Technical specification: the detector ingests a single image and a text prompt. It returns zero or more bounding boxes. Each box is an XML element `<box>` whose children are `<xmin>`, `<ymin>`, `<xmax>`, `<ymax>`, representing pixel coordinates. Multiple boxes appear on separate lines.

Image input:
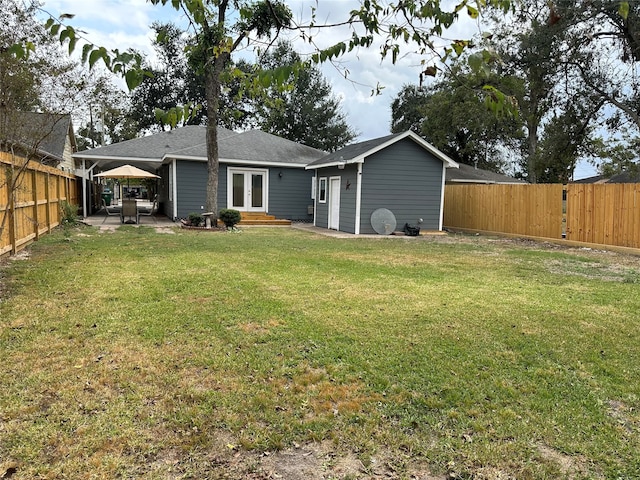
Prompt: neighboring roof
<box><xmin>572</xmin><ymin>172</ymin><xmax>640</xmax><ymax>184</ymax></box>
<box><xmin>306</xmin><ymin>130</ymin><xmax>459</xmax><ymax>170</ymax></box>
<box><xmin>446</xmin><ymin>163</ymin><xmax>526</xmax><ymax>184</ymax></box>
<box><xmin>73</xmin><ymin>126</ymin><xmax>326</xmax><ymax>168</ymax></box>
<box><xmin>571</xmin><ymin>174</ymin><xmax>607</xmax><ymax>184</ymax></box>
<box><xmin>168</xmin><ymin>129</ymin><xmax>326</xmax><ymax>166</ymax></box>
<box><xmin>3</xmin><ymin>112</ymin><xmax>75</xmax><ymax>163</ymax></box>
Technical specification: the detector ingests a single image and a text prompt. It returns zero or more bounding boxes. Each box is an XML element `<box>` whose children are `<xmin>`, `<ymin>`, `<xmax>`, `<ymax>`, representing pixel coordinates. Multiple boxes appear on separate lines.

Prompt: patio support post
<box><xmin>439</xmin><ymin>165</ymin><xmax>446</xmax><ymax>231</ymax></box>
<box><xmin>82</xmin><ymin>159</ymin><xmax>87</xmax><ymax>219</ymax></box>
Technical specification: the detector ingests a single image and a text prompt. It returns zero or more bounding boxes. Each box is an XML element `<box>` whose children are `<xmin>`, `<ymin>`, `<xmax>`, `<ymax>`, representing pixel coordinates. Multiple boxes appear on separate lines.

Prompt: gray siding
<box><xmin>175</xmin><ymin>160</ymin><xmax>311</xmax><ymax>220</ymax></box>
<box><xmin>175</xmin><ymin>160</ymin><xmax>209</xmax><ymax>219</ymax></box>
<box><xmin>315</xmin><ymin>175</ymin><xmax>328</xmax><ymax>228</ymax></box>
<box><xmin>158</xmin><ymin>164</ymin><xmax>171</xmax><ymax>217</ymax></box>
<box><xmin>268</xmin><ymin>167</ymin><xmax>315</xmax><ymax>221</ymax></box>
<box><xmin>336</xmin><ymin>165</ymin><xmax>358</xmax><ymax>234</ymax></box>
<box><xmin>313</xmin><ymin>165</ymin><xmax>358</xmax><ymax>232</ymax></box>
<box><xmin>360</xmin><ymin>138</ymin><xmax>444</xmax><ymax>234</ymax></box>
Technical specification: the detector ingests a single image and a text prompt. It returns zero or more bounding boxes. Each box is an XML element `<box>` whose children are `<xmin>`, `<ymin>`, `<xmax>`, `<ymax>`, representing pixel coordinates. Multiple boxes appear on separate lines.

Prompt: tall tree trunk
<box><xmin>527</xmin><ymin>117</ymin><xmax>538</xmax><ymax>184</ymax></box>
<box><xmin>205</xmin><ymin>66</ymin><xmax>219</xmax><ymax>219</ymax></box>
<box><xmin>204</xmin><ymin>53</ymin><xmax>229</xmax><ymax>222</ymax></box>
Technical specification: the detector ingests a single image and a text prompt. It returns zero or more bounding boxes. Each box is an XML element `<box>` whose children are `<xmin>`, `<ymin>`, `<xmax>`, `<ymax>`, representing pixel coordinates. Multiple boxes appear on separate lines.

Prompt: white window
<box><xmin>318</xmin><ymin>177</ymin><xmax>327</xmax><ymax>203</ymax></box>
<box><xmin>311</xmin><ymin>176</ymin><xmax>316</xmax><ymax>200</ymax></box>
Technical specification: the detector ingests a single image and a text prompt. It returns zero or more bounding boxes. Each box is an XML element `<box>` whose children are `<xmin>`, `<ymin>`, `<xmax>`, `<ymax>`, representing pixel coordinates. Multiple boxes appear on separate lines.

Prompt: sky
<box><xmin>40</xmin><ymin>0</ymin><xmax>598</xmax><ymax>179</ymax></box>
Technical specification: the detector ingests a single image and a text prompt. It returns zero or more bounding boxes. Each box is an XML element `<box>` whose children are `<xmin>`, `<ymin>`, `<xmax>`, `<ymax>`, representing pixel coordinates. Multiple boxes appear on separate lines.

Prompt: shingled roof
<box><xmin>2</xmin><ymin>112</ymin><xmax>75</xmax><ymax>165</ymax></box>
<box><xmin>446</xmin><ymin>163</ymin><xmax>526</xmax><ymax>184</ymax></box>
<box><xmin>571</xmin><ymin>172</ymin><xmax>640</xmax><ymax>184</ymax></box>
<box><xmin>169</xmin><ymin>129</ymin><xmax>326</xmax><ymax>166</ymax></box>
<box><xmin>74</xmin><ymin>126</ymin><xmax>233</xmax><ymax>161</ymax></box>
<box><xmin>73</xmin><ymin>126</ymin><xmax>326</xmax><ymax>167</ymax></box>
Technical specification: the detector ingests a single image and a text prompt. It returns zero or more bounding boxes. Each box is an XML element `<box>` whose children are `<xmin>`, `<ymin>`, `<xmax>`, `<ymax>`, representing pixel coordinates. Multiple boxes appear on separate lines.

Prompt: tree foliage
<box><xmin>255</xmin><ymin>41</ymin><xmax>357</xmax><ymax>152</ymax></box>
<box><xmin>391</xmin><ymin>72</ymin><xmax>523</xmax><ymax>173</ymax></box>
<box><xmin>129</xmin><ymin>22</ymin><xmax>205</xmax><ymax>133</ymax></box>
<box><xmin>481</xmin><ymin>0</ymin><xmax>639</xmax><ymax>182</ymax></box>
<box><xmin>18</xmin><ymin>0</ymin><xmax>521</xmax><ymax>218</ymax></box>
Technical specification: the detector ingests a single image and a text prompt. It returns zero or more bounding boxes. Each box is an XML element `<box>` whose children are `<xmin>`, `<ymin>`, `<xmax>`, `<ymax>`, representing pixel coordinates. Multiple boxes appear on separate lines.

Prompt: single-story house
<box><xmin>305</xmin><ymin>130</ymin><xmax>459</xmax><ymax>234</ymax></box>
<box><xmin>73</xmin><ymin>126</ymin><xmax>326</xmax><ymax>220</ymax></box>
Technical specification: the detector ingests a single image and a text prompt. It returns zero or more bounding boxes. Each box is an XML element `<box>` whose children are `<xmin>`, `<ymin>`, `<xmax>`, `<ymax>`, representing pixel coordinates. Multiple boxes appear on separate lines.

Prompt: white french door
<box><xmin>228</xmin><ymin>168</ymin><xmax>268</xmax><ymax>212</ymax></box>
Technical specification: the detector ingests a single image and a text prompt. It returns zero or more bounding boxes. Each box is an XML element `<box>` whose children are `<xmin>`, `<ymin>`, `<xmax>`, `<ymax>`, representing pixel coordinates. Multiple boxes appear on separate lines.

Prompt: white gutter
<box><xmin>165</xmin><ymin>155</ymin><xmax>310</xmax><ymax>169</ymax></box>
<box><xmin>305</xmin><ymin>158</ymin><xmax>365</xmax><ymax>170</ymax></box>
<box><xmin>72</xmin><ymin>154</ymin><xmax>162</xmax><ymax>164</ymax></box>
<box><xmin>355</xmin><ymin>163</ymin><xmax>363</xmax><ymax>234</ymax></box>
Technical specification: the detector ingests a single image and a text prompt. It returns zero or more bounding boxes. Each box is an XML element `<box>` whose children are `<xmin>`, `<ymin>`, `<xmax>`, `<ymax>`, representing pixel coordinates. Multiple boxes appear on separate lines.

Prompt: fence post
<box><xmin>32</xmin><ymin>168</ymin><xmax>40</xmax><ymax>240</ymax></box>
<box><xmin>45</xmin><ymin>171</ymin><xmax>52</xmax><ymax>233</ymax></box>
<box><xmin>8</xmin><ymin>164</ymin><xmax>16</xmax><ymax>255</ymax></box>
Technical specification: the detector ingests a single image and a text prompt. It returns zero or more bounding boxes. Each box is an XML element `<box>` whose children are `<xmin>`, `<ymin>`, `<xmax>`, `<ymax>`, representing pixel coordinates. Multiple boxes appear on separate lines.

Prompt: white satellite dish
<box><xmin>371</xmin><ymin>208</ymin><xmax>396</xmax><ymax>235</ymax></box>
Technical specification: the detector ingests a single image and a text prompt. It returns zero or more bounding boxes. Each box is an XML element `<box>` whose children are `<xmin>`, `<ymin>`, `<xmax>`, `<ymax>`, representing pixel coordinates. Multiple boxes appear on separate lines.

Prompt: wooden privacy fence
<box><xmin>444</xmin><ymin>184</ymin><xmax>564</xmax><ymax>239</ymax></box>
<box><xmin>566</xmin><ymin>183</ymin><xmax>640</xmax><ymax>248</ymax></box>
<box><xmin>0</xmin><ymin>152</ymin><xmax>79</xmax><ymax>257</ymax></box>
<box><xmin>444</xmin><ymin>183</ymin><xmax>640</xmax><ymax>250</ymax></box>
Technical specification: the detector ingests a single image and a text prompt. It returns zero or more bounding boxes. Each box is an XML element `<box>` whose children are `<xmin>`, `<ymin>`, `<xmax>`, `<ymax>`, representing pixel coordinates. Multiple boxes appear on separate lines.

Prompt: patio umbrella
<box><xmin>94</xmin><ymin>164</ymin><xmax>160</xmax><ymax>180</ymax></box>
<box><xmin>94</xmin><ymin>164</ymin><xmax>160</xmax><ymax>197</ymax></box>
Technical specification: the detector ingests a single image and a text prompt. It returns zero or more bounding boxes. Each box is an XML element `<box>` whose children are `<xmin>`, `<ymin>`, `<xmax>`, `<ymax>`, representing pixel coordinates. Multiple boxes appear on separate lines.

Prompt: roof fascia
<box><xmin>72</xmin><ymin>153</ymin><xmax>164</xmax><ymax>164</ymax></box>
<box><xmin>306</xmin><ymin>131</ymin><xmax>459</xmax><ymax>170</ymax></box>
<box><xmin>164</xmin><ymin>154</ymin><xmax>309</xmax><ymax>169</ymax></box>
<box><xmin>447</xmin><ymin>179</ymin><xmax>495</xmax><ymax>184</ymax></box>
<box><xmin>305</xmin><ymin>158</ymin><xmax>365</xmax><ymax>170</ymax></box>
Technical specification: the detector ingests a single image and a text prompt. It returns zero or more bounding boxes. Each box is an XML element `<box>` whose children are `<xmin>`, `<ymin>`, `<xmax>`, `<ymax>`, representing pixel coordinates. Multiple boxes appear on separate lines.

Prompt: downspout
<box><xmin>439</xmin><ymin>165</ymin><xmax>446</xmax><ymax>231</ymax></box>
<box><xmin>355</xmin><ymin>163</ymin><xmax>363</xmax><ymax>234</ymax></box>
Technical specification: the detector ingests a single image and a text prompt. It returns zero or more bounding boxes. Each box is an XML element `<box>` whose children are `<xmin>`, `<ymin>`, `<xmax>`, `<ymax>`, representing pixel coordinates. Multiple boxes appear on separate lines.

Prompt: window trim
<box><xmin>318</xmin><ymin>177</ymin><xmax>327</xmax><ymax>204</ymax></box>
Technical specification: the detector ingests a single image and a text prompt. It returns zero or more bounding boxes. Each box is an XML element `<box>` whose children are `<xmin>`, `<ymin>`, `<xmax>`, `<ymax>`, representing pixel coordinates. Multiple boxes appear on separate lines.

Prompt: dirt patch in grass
<box><xmin>0</xmin><ymin>250</ymin><xmax>30</xmax><ymax>303</ymax></box>
<box><xmin>537</xmin><ymin>444</ymin><xmax>600</xmax><ymax>479</ymax></box>
<box><xmin>125</xmin><ymin>433</ymin><xmax>445</xmax><ymax>479</ymax></box>
<box><xmin>607</xmin><ymin>399</ymin><xmax>640</xmax><ymax>434</ymax></box>
<box><xmin>258</xmin><ymin>441</ymin><xmax>446</xmax><ymax>480</ymax></box>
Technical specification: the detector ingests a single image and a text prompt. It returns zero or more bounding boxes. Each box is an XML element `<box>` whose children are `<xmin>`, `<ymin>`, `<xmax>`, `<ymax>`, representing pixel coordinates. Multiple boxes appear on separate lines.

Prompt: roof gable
<box><xmin>306</xmin><ymin>131</ymin><xmax>458</xmax><ymax>170</ymax></box>
<box><xmin>3</xmin><ymin>112</ymin><xmax>74</xmax><ymax>164</ymax></box>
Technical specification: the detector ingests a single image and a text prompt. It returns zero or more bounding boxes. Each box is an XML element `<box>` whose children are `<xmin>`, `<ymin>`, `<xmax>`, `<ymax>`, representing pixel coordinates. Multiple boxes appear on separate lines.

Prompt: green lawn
<box><xmin>1</xmin><ymin>226</ymin><xmax>640</xmax><ymax>479</ymax></box>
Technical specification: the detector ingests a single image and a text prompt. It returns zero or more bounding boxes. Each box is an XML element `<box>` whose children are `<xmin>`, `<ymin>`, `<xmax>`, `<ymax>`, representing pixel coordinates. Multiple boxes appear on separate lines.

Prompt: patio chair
<box><xmin>139</xmin><ymin>196</ymin><xmax>158</xmax><ymax>216</ymax></box>
<box><xmin>102</xmin><ymin>199</ymin><xmax>120</xmax><ymax>216</ymax></box>
<box><xmin>120</xmin><ymin>199</ymin><xmax>139</xmax><ymax>224</ymax></box>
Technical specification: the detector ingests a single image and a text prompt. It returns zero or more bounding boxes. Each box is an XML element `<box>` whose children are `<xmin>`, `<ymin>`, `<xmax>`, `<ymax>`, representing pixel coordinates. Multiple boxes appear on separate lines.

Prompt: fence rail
<box><xmin>444</xmin><ymin>183</ymin><xmax>640</xmax><ymax>250</ymax></box>
<box><xmin>1</xmin><ymin>152</ymin><xmax>79</xmax><ymax>257</ymax></box>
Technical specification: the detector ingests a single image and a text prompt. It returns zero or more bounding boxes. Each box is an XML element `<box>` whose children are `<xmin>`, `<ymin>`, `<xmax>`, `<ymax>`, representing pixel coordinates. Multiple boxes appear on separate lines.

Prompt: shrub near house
<box><xmin>219</xmin><ymin>209</ymin><xmax>241</xmax><ymax>229</ymax></box>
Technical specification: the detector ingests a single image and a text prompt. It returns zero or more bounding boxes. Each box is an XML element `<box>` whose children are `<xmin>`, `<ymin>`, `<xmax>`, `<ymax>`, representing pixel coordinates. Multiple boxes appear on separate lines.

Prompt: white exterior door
<box><xmin>328</xmin><ymin>177</ymin><xmax>340</xmax><ymax>230</ymax></box>
<box><xmin>228</xmin><ymin>168</ymin><xmax>268</xmax><ymax>212</ymax></box>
